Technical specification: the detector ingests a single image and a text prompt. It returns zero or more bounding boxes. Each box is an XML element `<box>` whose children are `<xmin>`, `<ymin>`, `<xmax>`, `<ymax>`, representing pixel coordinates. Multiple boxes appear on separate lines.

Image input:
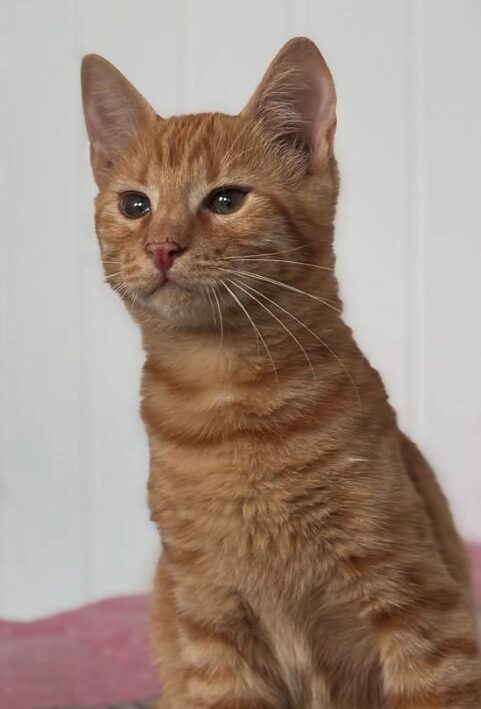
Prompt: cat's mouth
<box><xmin>146</xmin><ymin>275</ymin><xmax>172</xmax><ymax>296</ymax></box>
<box><xmin>144</xmin><ymin>273</ymin><xmax>197</xmax><ymax>299</ymax></box>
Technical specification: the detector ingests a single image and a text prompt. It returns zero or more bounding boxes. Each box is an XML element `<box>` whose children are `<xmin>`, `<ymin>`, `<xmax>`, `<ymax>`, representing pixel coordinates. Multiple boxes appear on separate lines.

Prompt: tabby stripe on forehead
<box><xmin>158</xmin><ymin>115</ymin><xmax>208</xmax><ymax>171</ymax></box>
<box><xmin>187</xmin><ymin>119</ymin><xmax>213</xmax><ymax>166</ymax></box>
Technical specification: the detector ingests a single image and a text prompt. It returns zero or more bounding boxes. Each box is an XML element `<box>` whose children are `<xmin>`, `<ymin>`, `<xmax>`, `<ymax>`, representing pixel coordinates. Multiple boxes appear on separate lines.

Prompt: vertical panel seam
<box><xmin>73</xmin><ymin>0</ymin><xmax>93</xmax><ymax>602</ymax></box>
<box><xmin>405</xmin><ymin>0</ymin><xmax>427</xmax><ymax>442</ymax></box>
<box><xmin>0</xmin><ymin>39</ymin><xmax>7</xmax><ymax>611</ymax></box>
<box><xmin>285</xmin><ymin>0</ymin><xmax>308</xmax><ymax>36</ymax></box>
<box><xmin>176</xmin><ymin>0</ymin><xmax>188</xmax><ymax>113</ymax></box>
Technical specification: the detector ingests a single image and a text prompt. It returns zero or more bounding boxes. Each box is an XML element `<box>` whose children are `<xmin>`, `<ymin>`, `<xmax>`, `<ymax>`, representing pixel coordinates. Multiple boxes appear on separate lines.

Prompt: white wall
<box><xmin>0</xmin><ymin>0</ymin><xmax>480</xmax><ymax>620</ymax></box>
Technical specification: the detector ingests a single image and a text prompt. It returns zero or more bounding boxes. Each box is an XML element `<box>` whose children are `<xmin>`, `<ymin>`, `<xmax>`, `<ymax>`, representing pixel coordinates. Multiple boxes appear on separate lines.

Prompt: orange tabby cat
<box><xmin>81</xmin><ymin>38</ymin><xmax>481</xmax><ymax>709</ymax></box>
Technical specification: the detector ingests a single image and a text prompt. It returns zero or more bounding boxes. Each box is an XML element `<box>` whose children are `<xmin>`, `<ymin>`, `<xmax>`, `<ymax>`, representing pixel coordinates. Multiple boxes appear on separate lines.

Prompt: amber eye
<box><xmin>119</xmin><ymin>191</ymin><xmax>151</xmax><ymax>219</ymax></box>
<box><xmin>206</xmin><ymin>187</ymin><xmax>248</xmax><ymax>215</ymax></box>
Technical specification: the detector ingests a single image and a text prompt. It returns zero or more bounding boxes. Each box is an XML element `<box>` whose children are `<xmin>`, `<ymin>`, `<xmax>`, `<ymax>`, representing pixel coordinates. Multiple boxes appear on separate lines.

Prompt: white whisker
<box><xmin>211</xmin><ymin>287</ymin><xmax>224</xmax><ymax>351</ymax></box>
<box><xmin>228</xmin><ymin>278</ymin><xmax>316</xmax><ymax>383</ymax></box>
<box><xmin>131</xmin><ymin>289</ymin><xmax>140</xmax><ymax>309</ymax></box>
<box><xmin>205</xmin><ymin>286</ymin><xmax>217</xmax><ymax>326</ymax></box>
<box><xmin>112</xmin><ymin>282</ymin><xmax>130</xmax><ymax>299</ymax></box>
<box><xmin>234</xmin><ymin>277</ymin><xmax>362</xmax><ymax>408</ymax></box>
<box><xmin>220</xmin><ymin>279</ymin><xmax>280</xmax><ymax>393</ymax></box>
<box><xmin>216</xmin><ymin>244</ymin><xmax>310</xmax><ymax>260</ymax></box>
<box><xmin>225</xmin><ymin>258</ymin><xmax>333</xmax><ymax>272</ymax></box>
<box><xmin>215</xmin><ymin>267</ymin><xmax>341</xmax><ymax>314</ymax></box>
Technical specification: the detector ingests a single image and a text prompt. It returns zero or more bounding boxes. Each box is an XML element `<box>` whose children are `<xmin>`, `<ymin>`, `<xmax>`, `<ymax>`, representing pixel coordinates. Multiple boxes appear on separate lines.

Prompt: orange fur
<box><xmin>82</xmin><ymin>38</ymin><xmax>481</xmax><ymax>708</ymax></box>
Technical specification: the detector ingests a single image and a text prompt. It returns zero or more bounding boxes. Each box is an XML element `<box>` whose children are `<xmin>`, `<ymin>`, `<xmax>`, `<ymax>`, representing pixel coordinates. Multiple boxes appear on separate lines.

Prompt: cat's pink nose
<box><xmin>145</xmin><ymin>240</ymin><xmax>183</xmax><ymax>273</ymax></box>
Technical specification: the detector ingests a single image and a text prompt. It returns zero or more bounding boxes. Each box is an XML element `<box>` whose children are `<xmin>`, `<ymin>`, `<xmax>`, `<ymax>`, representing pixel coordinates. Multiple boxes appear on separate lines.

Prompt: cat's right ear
<box><xmin>242</xmin><ymin>38</ymin><xmax>336</xmax><ymax>170</ymax></box>
<box><xmin>81</xmin><ymin>55</ymin><xmax>156</xmax><ymax>186</ymax></box>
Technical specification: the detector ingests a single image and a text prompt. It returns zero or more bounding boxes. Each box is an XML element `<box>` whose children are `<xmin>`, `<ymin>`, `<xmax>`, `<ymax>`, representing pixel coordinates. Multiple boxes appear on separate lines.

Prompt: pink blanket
<box><xmin>0</xmin><ymin>596</ymin><xmax>158</xmax><ymax>709</ymax></box>
<box><xmin>1</xmin><ymin>544</ymin><xmax>480</xmax><ymax>709</ymax></box>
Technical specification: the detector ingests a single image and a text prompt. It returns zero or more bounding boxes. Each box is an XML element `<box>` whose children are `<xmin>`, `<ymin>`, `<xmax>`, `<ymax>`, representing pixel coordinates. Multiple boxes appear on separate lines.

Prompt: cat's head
<box><xmin>81</xmin><ymin>38</ymin><xmax>339</xmax><ymax>333</ymax></box>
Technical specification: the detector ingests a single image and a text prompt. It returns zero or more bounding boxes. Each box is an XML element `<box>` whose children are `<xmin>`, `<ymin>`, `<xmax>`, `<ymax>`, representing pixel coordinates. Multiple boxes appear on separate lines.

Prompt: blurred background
<box><xmin>0</xmin><ymin>0</ymin><xmax>480</xmax><ymax>621</ymax></box>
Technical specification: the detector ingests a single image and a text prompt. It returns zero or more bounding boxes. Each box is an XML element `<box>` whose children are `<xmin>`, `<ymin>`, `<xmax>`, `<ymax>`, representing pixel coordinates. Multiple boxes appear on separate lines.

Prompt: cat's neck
<box><xmin>138</xmin><ymin>307</ymin><xmax>365</xmax><ymax>412</ymax></box>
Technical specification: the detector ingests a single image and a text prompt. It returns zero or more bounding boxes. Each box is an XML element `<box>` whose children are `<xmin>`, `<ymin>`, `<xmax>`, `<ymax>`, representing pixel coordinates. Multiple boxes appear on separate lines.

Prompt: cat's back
<box><xmin>400</xmin><ymin>431</ymin><xmax>473</xmax><ymax>592</ymax></box>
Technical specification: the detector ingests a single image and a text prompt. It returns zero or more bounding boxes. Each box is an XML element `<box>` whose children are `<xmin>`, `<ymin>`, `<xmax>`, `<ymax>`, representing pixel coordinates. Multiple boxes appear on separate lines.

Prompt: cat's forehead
<box><xmin>116</xmin><ymin>111</ymin><xmax>294</xmax><ymax>198</ymax></box>
<box><xmin>148</xmin><ymin>112</ymin><xmax>247</xmax><ymax>181</ymax></box>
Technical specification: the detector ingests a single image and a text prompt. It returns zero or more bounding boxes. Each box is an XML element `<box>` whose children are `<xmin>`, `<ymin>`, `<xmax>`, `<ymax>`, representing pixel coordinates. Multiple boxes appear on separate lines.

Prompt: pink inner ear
<box><xmin>244</xmin><ymin>39</ymin><xmax>336</xmax><ymax>160</ymax></box>
<box><xmin>290</xmin><ymin>78</ymin><xmax>324</xmax><ymax>151</ymax></box>
<box><xmin>280</xmin><ymin>61</ymin><xmax>335</xmax><ymax>156</ymax></box>
<box><xmin>86</xmin><ymin>93</ymin><xmax>130</xmax><ymax>147</ymax></box>
<box><xmin>300</xmin><ymin>72</ymin><xmax>335</xmax><ymax>155</ymax></box>
<box><xmin>84</xmin><ymin>90</ymin><xmax>143</xmax><ymax>180</ymax></box>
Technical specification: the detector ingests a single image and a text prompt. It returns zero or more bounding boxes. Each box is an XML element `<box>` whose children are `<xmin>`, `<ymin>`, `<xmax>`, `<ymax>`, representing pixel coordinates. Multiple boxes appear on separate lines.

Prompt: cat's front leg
<box><xmin>177</xmin><ymin>612</ymin><xmax>283</xmax><ymax>709</ymax></box>
<box><xmin>360</xmin><ymin>562</ymin><xmax>481</xmax><ymax>708</ymax></box>
<box><xmin>152</xmin><ymin>559</ymin><xmax>289</xmax><ymax>709</ymax></box>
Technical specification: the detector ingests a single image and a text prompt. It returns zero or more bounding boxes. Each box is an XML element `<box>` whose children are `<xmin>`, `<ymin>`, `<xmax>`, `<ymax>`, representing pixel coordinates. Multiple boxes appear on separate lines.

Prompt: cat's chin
<box><xmin>137</xmin><ymin>280</ymin><xmax>214</xmax><ymax>331</ymax></box>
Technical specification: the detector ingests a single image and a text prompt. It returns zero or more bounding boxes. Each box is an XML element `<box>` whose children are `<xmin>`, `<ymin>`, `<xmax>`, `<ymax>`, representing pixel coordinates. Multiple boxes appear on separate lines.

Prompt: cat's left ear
<box><xmin>243</xmin><ymin>37</ymin><xmax>336</xmax><ymax>168</ymax></box>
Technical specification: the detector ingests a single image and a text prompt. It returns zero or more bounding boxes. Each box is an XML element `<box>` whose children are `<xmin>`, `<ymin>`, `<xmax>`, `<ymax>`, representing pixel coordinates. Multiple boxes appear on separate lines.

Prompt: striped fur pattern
<box><xmin>82</xmin><ymin>38</ymin><xmax>481</xmax><ymax>708</ymax></box>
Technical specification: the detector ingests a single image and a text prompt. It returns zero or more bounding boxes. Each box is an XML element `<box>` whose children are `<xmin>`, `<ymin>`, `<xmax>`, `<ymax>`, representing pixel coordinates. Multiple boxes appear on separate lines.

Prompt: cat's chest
<box><xmin>148</xmin><ymin>435</ymin><xmax>352</xmax><ymax>586</ymax></box>
<box><xmin>151</xmin><ymin>459</ymin><xmax>291</xmax><ymax>552</ymax></box>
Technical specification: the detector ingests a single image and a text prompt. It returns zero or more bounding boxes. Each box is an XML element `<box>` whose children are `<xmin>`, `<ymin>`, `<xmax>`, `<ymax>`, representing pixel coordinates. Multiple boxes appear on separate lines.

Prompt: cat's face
<box><xmin>82</xmin><ymin>38</ymin><xmax>338</xmax><ymax>331</ymax></box>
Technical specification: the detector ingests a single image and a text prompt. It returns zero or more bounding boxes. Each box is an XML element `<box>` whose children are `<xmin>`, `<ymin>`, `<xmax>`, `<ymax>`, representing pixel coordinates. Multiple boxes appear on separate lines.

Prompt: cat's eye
<box><xmin>119</xmin><ymin>191</ymin><xmax>151</xmax><ymax>219</ymax></box>
<box><xmin>206</xmin><ymin>187</ymin><xmax>248</xmax><ymax>215</ymax></box>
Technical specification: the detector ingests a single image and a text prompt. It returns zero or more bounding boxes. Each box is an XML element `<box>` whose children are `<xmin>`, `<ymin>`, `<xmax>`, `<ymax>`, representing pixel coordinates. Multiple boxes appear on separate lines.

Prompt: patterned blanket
<box><xmin>52</xmin><ymin>704</ymin><xmax>152</xmax><ymax>709</ymax></box>
<box><xmin>1</xmin><ymin>544</ymin><xmax>480</xmax><ymax>709</ymax></box>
